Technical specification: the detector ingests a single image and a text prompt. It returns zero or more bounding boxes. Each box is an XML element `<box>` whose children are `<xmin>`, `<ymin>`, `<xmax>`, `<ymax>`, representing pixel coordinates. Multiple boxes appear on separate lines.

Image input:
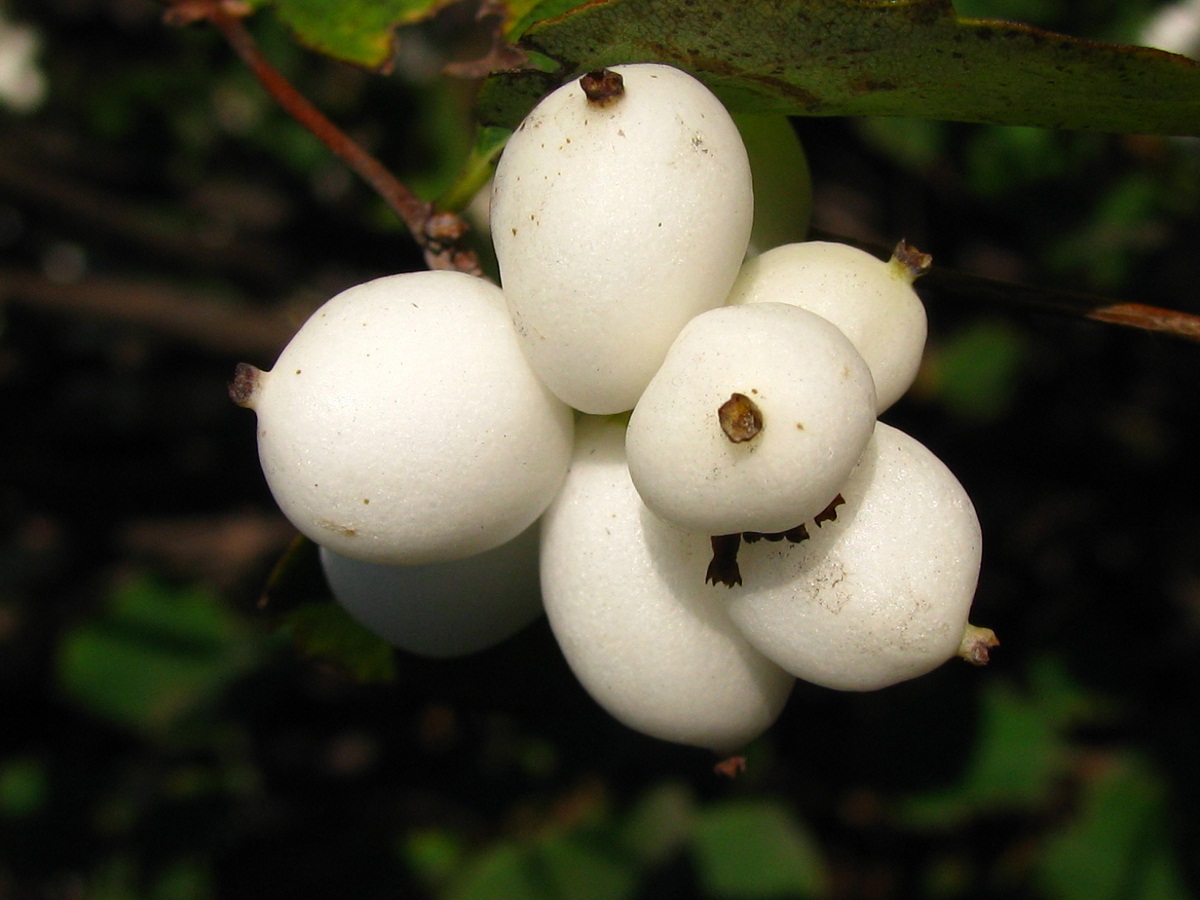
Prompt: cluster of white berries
<box><xmin>233</xmin><ymin>63</ymin><xmax>995</xmax><ymax>756</ymax></box>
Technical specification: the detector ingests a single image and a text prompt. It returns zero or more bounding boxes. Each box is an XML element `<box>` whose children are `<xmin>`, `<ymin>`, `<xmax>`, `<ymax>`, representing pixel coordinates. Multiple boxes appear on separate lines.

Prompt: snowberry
<box><xmin>539</xmin><ymin>415</ymin><xmax>794</xmax><ymax>754</ymax></box>
<box><xmin>319</xmin><ymin>521</ymin><xmax>543</xmax><ymax>658</ymax></box>
<box><xmin>726</xmin><ymin>421</ymin><xmax>986</xmax><ymax>691</ymax></box>
<box><xmin>232</xmin><ymin>270</ymin><xmax>574</xmax><ymax>565</ymax></box>
<box><xmin>490</xmin><ymin>63</ymin><xmax>754</xmax><ymax>414</ymax></box>
<box><xmin>726</xmin><ymin>240</ymin><xmax>930</xmax><ymax>412</ymax></box>
<box><xmin>625</xmin><ymin>302</ymin><xmax>877</xmax><ymax>537</ymax></box>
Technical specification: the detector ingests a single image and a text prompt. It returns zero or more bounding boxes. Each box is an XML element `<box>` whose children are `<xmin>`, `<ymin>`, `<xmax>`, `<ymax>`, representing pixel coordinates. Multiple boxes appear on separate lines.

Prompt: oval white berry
<box><xmin>319</xmin><ymin>522</ymin><xmax>543</xmax><ymax>658</ymax></box>
<box><xmin>237</xmin><ymin>270</ymin><xmax>574</xmax><ymax>565</ymax></box>
<box><xmin>539</xmin><ymin>415</ymin><xmax>793</xmax><ymax>754</ymax></box>
<box><xmin>625</xmin><ymin>302</ymin><xmax>877</xmax><ymax>536</ymax></box>
<box><xmin>726</xmin><ymin>240</ymin><xmax>929</xmax><ymax>412</ymax></box>
<box><xmin>490</xmin><ymin>63</ymin><xmax>754</xmax><ymax>414</ymax></box>
<box><xmin>726</xmin><ymin>422</ymin><xmax>983</xmax><ymax>691</ymax></box>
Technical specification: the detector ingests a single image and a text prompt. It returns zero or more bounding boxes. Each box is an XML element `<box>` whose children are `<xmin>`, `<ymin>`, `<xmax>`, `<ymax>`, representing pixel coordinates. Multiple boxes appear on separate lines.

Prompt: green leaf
<box><xmin>537</xmin><ymin>831</ymin><xmax>639</xmax><ymax>900</ymax></box>
<box><xmin>282</xmin><ymin>601</ymin><xmax>397</xmax><ymax>684</ymax></box>
<box><xmin>56</xmin><ymin>575</ymin><xmax>257</xmax><ymax>737</ymax></box>
<box><xmin>257</xmin><ymin>536</ymin><xmax>394</xmax><ymax>685</ymax></box>
<box><xmin>918</xmin><ymin>319</ymin><xmax>1028</xmax><ymax>423</ymax></box>
<box><xmin>1037</xmin><ymin>755</ymin><xmax>1190</xmax><ymax>900</ymax></box>
<box><xmin>894</xmin><ymin>677</ymin><xmax>1069</xmax><ymax>827</ymax></box>
<box><xmin>690</xmin><ymin>800</ymin><xmax>827</xmax><ymax>898</ymax></box>
<box><xmin>448</xmin><ymin>842</ymin><xmax>547</xmax><ymax>900</ymax></box>
<box><xmin>0</xmin><ymin>757</ymin><xmax>49</xmax><ymax>819</ymax></box>
<box><xmin>437</xmin><ymin>125</ymin><xmax>513</xmax><ymax>212</ymax></box>
<box><xmin>262</xmin><ymin>0</ymin><xmax>458</xmax><ymax>68</ymax></box>
<box><xmin>616</xmin><ymin>781</ymin><xmax>695</xmax><ymax>866</ymax></box>
<box><xmin>480</xmin><ymin>0</ymin><xmax>1200</xmax><ymax>134</ymax></box>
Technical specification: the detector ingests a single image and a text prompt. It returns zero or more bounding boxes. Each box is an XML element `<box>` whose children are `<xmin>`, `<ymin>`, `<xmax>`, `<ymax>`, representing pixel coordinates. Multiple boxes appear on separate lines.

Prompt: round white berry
<box><xmin>625</xmin><ymin>302</ymin><xmax>877</xmax><ymax>536</ymax></box>
<box><xmin>726</xmin><ymin>240</ymin><xmax>929</xmax><ymax>412</ymax></box>
<box><xmin>726</xmin><ymin>421</ymin><xmax>983</xmax><ymax>691</ymax></box>
<box><xmin>319</xmin><ymin>522</ymin><xmax>543</xmax><ymax>658</ymax></box>
<box><xmin>539</xmin><ymin>415</ymin><xmax>793</xmax><ymax>754</ymax></box>
<box><xmin>490</xmin><ymin>63</ymin><xmax>753</xmax><ymax>414</ymax></box>
<box><xmin>236</xmin><ymin>270</ymin><xmax>574</xmax><ymax>565</ymax></box>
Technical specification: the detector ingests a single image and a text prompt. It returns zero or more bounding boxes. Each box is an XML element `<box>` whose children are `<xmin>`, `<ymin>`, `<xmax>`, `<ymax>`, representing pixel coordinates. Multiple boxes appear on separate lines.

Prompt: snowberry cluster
<box><xmin>233</xmin><ymin>63</ymin><xmax>995</xmax><ymax>756</ymax></box>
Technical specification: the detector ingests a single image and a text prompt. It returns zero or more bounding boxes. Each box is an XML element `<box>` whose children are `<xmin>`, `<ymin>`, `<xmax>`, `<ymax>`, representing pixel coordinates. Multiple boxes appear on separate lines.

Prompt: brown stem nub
<box><xmin>718</xmin><ymin>393</ymin><xmax>763</xmax><ymax>443</ymax></box>
<box><xmin>580</xmin><ymin>69</ymin><xmax>625</xmax><ymax>106</ymax></box>
<box><xmin>958</xmin><ymin>624</ymin><xmax>1000</xmax><ymax>666</ymax></box>
<box><xmin>713</xmin><ymin>755</ymin><xmax>747</xmax><ymax>778</ymax></box>
<box><xmin>228</xmin><ymin>362</ymin><xmax>262</xmax><ymax>408</ymax></box>
<box><xmin>891</xmin><ymin>240</ymin><xmax>933</xmax><ymax>282</ymax></box>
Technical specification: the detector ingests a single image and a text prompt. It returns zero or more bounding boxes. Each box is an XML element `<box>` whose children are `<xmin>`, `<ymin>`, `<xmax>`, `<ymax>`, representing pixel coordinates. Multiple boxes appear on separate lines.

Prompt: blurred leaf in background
<box><xmin>56</xmin><ymin>574</ymin><xmax>262</xmax><ymax>739</ymax></box>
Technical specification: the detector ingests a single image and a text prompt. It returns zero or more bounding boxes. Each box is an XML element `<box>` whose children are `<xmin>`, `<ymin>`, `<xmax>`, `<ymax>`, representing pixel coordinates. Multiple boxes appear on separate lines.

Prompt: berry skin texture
<box><xmin>319</xmin><ymin>521</ymin><xmax>543</xmax><ymax>659</ymax></box>
<box><xmin>490</xmin><ymin>63</ymin><xmax>754</xmax><ymax>415</ymax></box>
<box><xmin>726</xmin><ymin>241</ymin><xmax>929</xmax><ymax>413</ymax></box>
<box><xmin>539</xmin><ymin>415</ymin><xmax>794</xmax><ymax>755</ymax></box>
<box><xmin>240</xmin><ymin>270</ymin><xmax>574</xmax><ymax>566</ymax></box>
<box><xmin>726</xmin><ymin>422</ymin><xmax>983</xmax><ymax>691</ymax></box>
<box><xmin>625</xmin><ymin>302</ymin><xmax>877</xmax><ymax>537</ymax></box>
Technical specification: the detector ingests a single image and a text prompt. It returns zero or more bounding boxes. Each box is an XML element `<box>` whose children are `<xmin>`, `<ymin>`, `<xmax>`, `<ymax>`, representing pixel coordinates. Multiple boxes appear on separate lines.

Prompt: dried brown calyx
<box><xmin>813</xmin><ymin>493</ymin><xmax>845</xmax><ymax>527</ymax></box>
<box><xmin>891</xmin><ymin>240</ymin><xmax>933</xmax><ymax>281</ymax></box>
<box><xmin>705</xmin><ymin>533</ymin><xmax>743</xmax><ymax>588</ymax></box>
<box><xmin>579</xmin><ymin>69</ymin><xmax>625</xmax><ymax>106</ymax></box>
<box><xmin>718</xmin><ymin>392</ymin><xmax>763</xmax><ymax>443</ymax></box>
<box><xmin>228</xmin><ymin>362</ymin><xmax>263</xmax><ymax>408</ymax></box>
<box><xmin>705</xmin><ymin>494</ymin><xmax>846</xmax><ymax>588</ymax></box>
<box><xmin>958</xmin><ymin>624</ymin><xmax>1000</xmax><ymax>666</ymax></box>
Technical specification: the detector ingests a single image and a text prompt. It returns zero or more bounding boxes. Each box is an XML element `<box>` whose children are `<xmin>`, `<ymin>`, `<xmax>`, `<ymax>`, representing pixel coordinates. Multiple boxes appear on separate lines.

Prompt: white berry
<box><xmin>726</xmin><ymin>240</ymin><xmax>930</xmax><ymax>412</ymax></box>
<box><xmin>490</xmin><ymin>63</ymin><xmax>753</xmax><ymax>414</ymax></box>
<box><xmin>319</xmin><ymin>521</ymin><xmax>543</xmax><ymax>658</ymax></box>
<box><xmin>539</xmin><ymin>415</ymin><xmax>794</xmax><ymax>754</ymax></box>
<box><xmin>726</xmin><ymin>421</ymin><xmax>983</xmax><ymax>691</ymax></box>
<box><xmin>625</xmin><ymin>302</ymin><xmax>877</xmax><ymax>536</ymax></box>
<box><xmin>235</xmin><ymin>270</ymin><xmax>574</xmax><ymax>565</ymax></box>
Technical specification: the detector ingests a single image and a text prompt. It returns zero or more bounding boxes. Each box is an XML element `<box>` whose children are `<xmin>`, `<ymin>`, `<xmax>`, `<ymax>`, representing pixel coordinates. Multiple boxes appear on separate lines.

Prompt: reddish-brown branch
<box><xmin>163</xmin><ymin>0</ymin><xmax>482</xmax><ymax>276</ymax></box>
<box><xmin>811</xmin><ymin>228</ymin><xmax>1200</xmax><ymax>344</ymax></box>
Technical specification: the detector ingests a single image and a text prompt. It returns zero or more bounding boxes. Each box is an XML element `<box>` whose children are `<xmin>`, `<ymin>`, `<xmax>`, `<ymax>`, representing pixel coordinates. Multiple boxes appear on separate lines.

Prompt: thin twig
<box><xmin>162</xmin><ymin>0</ymin><xmax>482</xmax><ymax>276</ymax></box>
<box><xmin>812</xmin><ymin>228</ymin><xmax>1200</xmax><ymax>343</ymax></box>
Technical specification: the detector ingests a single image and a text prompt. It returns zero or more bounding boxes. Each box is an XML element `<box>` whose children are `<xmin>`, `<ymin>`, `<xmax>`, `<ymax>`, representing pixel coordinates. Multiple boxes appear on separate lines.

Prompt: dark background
<box><xmin>2</xmin><ymin>1</ymin><xmax>1199</xmax><ymax>897</ymax></box>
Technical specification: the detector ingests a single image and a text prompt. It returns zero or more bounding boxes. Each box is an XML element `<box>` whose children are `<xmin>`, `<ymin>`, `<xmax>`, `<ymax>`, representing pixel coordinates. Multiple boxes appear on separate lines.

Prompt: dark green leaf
<box><xmin>263</xmin><ymin>0</ymin><xmax>458</xmax><ymax>68</ymax></box>
<box><xmin>479</xmin><ymin>0</ymin><xmax>1200</xmax><ymax>134</ymax></box>
<box><xmin>690</xmin><ymin>800</ymin><xmax>826</xmax><ymax>898</ymax></box>
<box><xmin>894</xmin><ymin>677</ymin><xmax>1068</xmax><ymax>827</ymax></box>
<box><xmin>56</xmin><ymin>576</ymin><xmax>257</xmax><ymax>736</ymax></box>
<box><xmin>257</xmin><ymin>536</ymin><xmax>398</xmax><ymax>682</ymax></box>
<box><xmin>1037</xmin><ymin>755</ymin><xmax>1190</xmax><ymax>900</ymax></box>
<box><xmin>282</xmin><ymin>601</ymin><xmax>397</xmax><ymax>684</ymax></box>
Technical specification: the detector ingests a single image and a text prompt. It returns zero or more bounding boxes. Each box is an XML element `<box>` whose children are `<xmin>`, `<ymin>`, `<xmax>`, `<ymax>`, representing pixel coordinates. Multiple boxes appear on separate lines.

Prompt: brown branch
<box><xmin>162</xmin><ymin>0</ymin><xmax>482</xmax><ymax>276</ymax></box>
<box><xmin>920</xmin><ymin>264</ymin><xmax>1200</xmax><ymax>343</ymax></box>
<box><xmin>0</xmin><ymin>267</ymin><xmax>305</xmax><ymax>358</ymax></box>
<box><xmin>812</xmin><ymin>228</ymin><xmax>1200</xmax><ymax>344</ymax></box>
